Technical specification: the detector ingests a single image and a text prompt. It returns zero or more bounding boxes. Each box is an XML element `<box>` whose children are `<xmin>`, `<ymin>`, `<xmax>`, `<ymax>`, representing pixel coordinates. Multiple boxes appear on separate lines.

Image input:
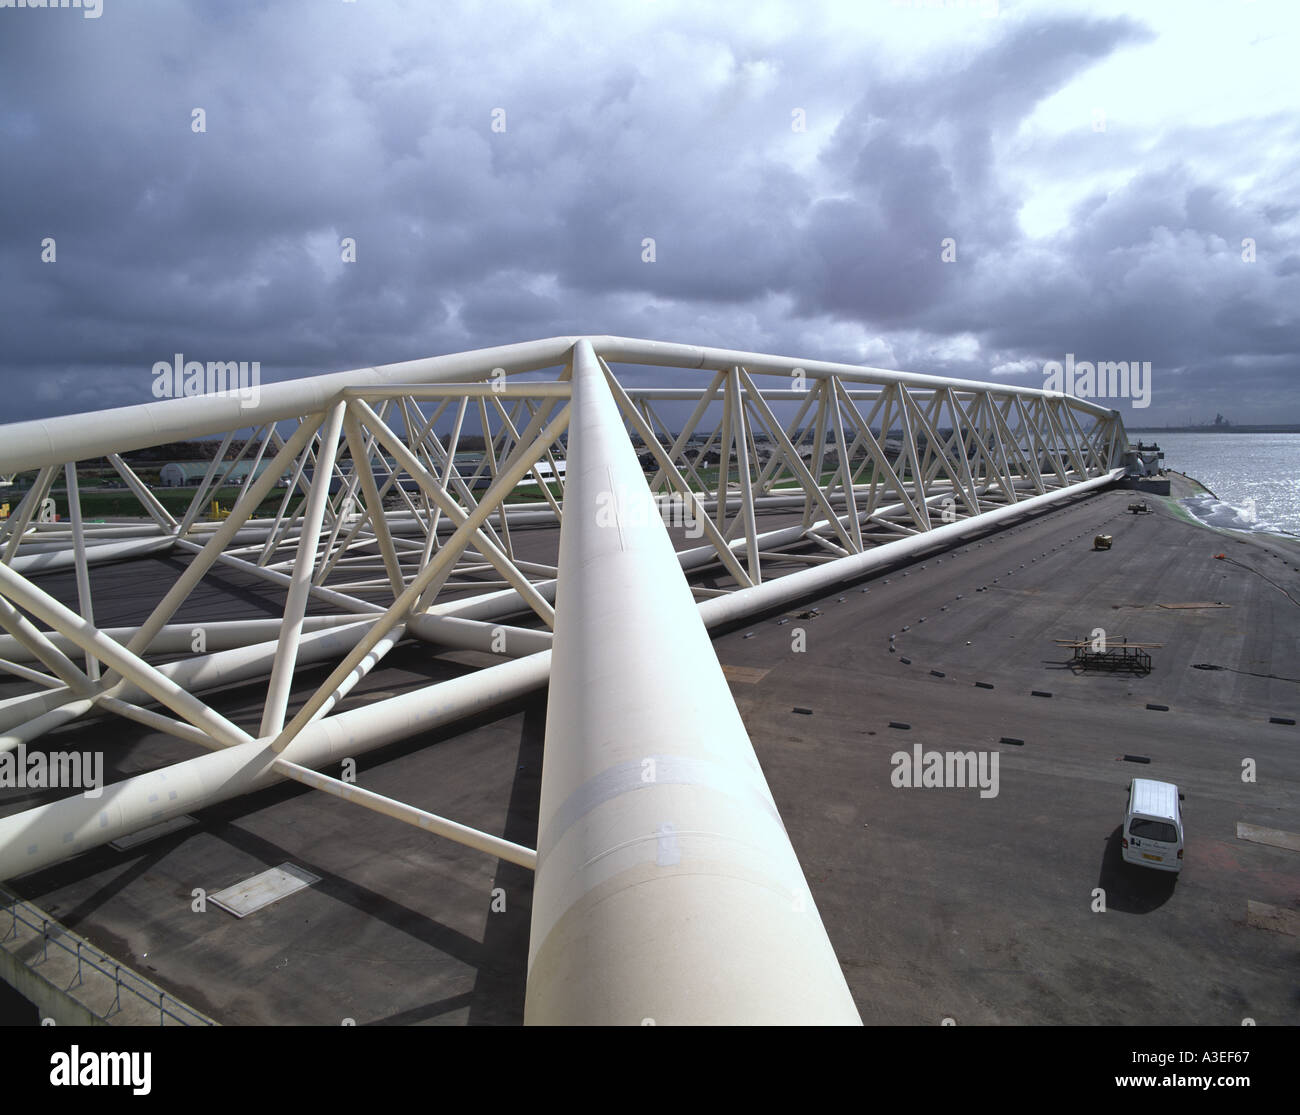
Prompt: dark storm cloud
<box><xmin>0</xmin><ymin>0</ymin><xmax>1296</xmax><ymax>427</ymax></box>
<box><xmin>783</xmin><ymin>16</ymin><xmax>1148</xmax><ymax>328</ymax></box>
<box><xmin>959</xmin><ymin>153</ymin><xmax>1300</xmax><ymax>420</ymax></box>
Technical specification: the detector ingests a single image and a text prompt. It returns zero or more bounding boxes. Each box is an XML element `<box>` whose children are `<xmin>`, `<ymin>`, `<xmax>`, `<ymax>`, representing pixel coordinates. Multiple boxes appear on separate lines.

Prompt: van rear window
<box><xmin>1130</xmin><ymin>819</ymin><xmax>1178</xmax><ymax>843</ymax></box>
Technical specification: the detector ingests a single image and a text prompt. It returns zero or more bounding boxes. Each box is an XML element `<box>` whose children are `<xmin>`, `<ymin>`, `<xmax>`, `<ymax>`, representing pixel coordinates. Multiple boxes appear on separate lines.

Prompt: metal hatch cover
<box><xmin>209</xmin><ymin>863</ymin><xmax>321</xmax><ymax>919</ymax></box>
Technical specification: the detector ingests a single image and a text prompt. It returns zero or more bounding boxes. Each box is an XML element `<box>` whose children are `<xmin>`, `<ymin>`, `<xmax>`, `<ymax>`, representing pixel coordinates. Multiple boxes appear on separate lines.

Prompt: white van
<box><xmin>1122</xmin><ymin>778</ymin><xmax>1184</xmax><ymax>873</ymax></box>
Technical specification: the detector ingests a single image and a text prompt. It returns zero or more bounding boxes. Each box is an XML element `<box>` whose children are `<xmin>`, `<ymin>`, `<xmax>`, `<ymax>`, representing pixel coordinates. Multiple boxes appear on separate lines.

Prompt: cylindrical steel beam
<box><xmin>695</xmin><ymin>468</ymin><xmax>1125</xmax><ymax>629</ymax></box>
<box><xmin>260</xmin><ymin>402</ymin><xmax>346</xmax><ymax>736</ymax></box>
<box><xmin>273</xmin><ymin>757</ymin><xmax>537</xmax><ymax>870</ymax></box>
<box><xmin>0</xmin><ymin>650</ymin><xmax>552</xmax><ymax>880</ymax></box>
<box><xmin>0</xmin><ymin>562</ymin><xmax>255</xmax><ymax>751</ymax></box>
<box><xmin>0</xmin><ymin>615</ymin><xmax>372</xmax><ymax>666</ymax></box>
<box><xmin>524</xmin><ymin>340</ymin><xmax>860</xmax><ymax>1025</ymax></box>
<box><xmin>8</xmin><ymin>536</ymin><xmax>177</xmax><ymax>575</ymax></box>
<box><xmin>0</xmin><ymin>338</ymin><xmax>582</xmax><ymax>473</ymax></box>
<box><xmin>0</xmin><ymin>621</ymin><xmax>377</xmax><ymax>743</ymax></box>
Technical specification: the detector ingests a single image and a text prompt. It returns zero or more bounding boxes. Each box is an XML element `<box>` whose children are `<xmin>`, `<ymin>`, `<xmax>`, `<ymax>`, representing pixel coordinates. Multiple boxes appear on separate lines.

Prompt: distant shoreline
<box><xmin>1127</xmin><ymin>426</ymin><xmax>1300</xmax><ymax>434</ymax></box>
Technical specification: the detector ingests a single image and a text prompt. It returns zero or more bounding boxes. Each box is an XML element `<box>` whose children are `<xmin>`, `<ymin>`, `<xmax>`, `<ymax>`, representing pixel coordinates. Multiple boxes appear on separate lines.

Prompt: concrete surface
<box><xmin>1</xmin><ymin>477</ymin><xmax>1297</xmax><ymax>1024</ymax></box>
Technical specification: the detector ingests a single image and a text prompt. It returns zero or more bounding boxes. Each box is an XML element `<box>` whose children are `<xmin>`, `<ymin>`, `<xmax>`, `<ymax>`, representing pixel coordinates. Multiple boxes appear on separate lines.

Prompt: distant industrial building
<box><xmin>159</xmin><ymin>461</ymin><xmax>288</xmax><ymax>487</ymax></box>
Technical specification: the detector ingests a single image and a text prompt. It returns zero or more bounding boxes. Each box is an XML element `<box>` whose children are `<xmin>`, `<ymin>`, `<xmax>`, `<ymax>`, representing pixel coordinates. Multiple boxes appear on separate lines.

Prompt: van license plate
<box><xmin>1142</xmin><ymin>853</ymin><xmax>1162</xmax><ymax>862</ymax></box>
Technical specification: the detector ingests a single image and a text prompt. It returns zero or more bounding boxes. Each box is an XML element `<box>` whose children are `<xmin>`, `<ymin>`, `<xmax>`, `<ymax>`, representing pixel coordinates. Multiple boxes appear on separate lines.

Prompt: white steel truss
<box><xmin>0</xmin><ymin>336</ymin><xmax>1127</xmax><ymax>1022</ymax></box>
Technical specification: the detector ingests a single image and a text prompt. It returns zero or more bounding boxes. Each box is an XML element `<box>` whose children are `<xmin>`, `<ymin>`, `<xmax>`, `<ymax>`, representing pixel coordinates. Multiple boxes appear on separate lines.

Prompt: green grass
<box><xmin>42</xmin><ymin>487</ymin><xmax>297</xmax><ymax>521</ymax></box>
<box><xmin>646</xmin><ymin>464</ymin><xmax>879</xmax><ymax>492</ymax></box>
<box><xmin>13</xmin><ymin>460</ymin><xmax>889</xmax><ymax>524</ymax></box>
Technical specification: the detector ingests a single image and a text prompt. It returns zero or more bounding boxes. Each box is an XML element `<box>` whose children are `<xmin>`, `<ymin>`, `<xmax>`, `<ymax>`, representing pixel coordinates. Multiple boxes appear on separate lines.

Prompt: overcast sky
<box><xmin>1</xmin><ymin>0</ymin><xmax>1297</xmax><ymax>430</ymax></box>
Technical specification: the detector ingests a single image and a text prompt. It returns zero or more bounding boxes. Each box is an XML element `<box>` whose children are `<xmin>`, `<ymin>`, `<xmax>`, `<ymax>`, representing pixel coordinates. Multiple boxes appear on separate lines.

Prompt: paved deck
<box><xmin>2</xmin><ymin>478</ymin><xmax>1297</xmax><ymax>1024</ymax></box>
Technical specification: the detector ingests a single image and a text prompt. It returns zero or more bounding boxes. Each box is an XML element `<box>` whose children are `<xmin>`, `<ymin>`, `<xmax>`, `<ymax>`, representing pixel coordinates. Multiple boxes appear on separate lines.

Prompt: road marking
<box><xmin>1236</xmin><ymin>822</ymin><xmax>1300</xmax><ymax>852</ymax></box>
<box><xmin>1246</xmin><ymin>900</ymin><xmax>1300</xmax><ymax>937</ymax></box>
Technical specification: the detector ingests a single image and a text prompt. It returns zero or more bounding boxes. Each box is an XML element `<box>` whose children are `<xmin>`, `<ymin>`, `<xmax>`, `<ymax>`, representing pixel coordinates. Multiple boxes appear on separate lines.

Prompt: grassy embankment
<box><xmin>4</xmin><ymin>463</ymin><xmax>881</xmax><ymax>521</ymax></box>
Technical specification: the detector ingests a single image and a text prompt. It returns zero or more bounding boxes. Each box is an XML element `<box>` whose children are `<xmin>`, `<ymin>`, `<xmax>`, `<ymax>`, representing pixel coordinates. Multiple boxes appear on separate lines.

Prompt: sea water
<box><xmin>1144</xmin><ymin>432</ymin><xmax>1300</xmax><ymax>537</ymax></box>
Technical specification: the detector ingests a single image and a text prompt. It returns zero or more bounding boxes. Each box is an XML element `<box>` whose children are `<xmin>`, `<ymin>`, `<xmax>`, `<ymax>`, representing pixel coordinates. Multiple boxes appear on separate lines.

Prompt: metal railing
<box><xmin>1</xmin><ymin>888</ymin><xmax>215</xmax><ymax>1026</ymax></box>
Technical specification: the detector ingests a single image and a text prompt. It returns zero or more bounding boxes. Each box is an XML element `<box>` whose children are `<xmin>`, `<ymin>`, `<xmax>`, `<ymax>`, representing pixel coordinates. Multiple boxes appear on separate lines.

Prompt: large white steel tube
<box><xmin>404</xmin><ymin>614</ymin><xmax>552</xmax><ymax>657</ymax></box>
<box><xmin>0</xmin><ymin>615</ymin><xmax>370</xmax><ymax>665</ymax></box>
<box><xmin>1</xmin><ymin>698</ymin><xmax>98</xmax><ymax>750</ymax></box>
<box><xmin>63</xmin><ymin>464</ymin><xmax>99</xmax><ymax>681</ymax></box>
<box><xmin>524</xmin><ymin>340</ymin><xmax>860</xmax><ymax>1025</ymax></box>
<box><xmin>0</xmin><ymin>650</ymin><xmax>553</xmax><ymax>880</ymax></box>
<box><xmin>107</xmin><ymin>453</ymin><xmax>177</xmax><ymax>531</ymax></box>
<box><xmin>0</xmin><ymin>338</ymin><xmax>581</xmax><ymax>473</ymax></box>
<box><xmin>115</xmin><ymin>414</ymin><xmax>324</xmax><ymax>669</ymax></box>
<box><xmin>182</xmin><ymin>483</ymin><xmax>983</xmax><ymax>554</ymax></box>
<box><xmin>172</xmin><ymin>538</ymin><xmax>384</xmax><ymax>616</ymax></box>
<box><xmin>0</xmin><ymin>563</ymin><xmax>255</xmax><ymax>751</ymax></box>
<box><xmin>0</xmin><ymin>337</ymin><xmax>1119</xmax><ymax>478</ymax></box>
<box><xmin>8</xmin><ymin>537</ymin><xmax>177</xmax><ymax>575</ymax></box>
<box><xmin>267</xmin><ymin>401</ymin><xmax>570</xmax><ymax>751</ymax></box>
<box><xmin>0</xmin><ymin>597</ymin><xmax>95</xmax><ymax>698</ymax></box>
<box><xmin>272</xmin><ymin>757</ymin><xmax>537</xmax><ymax>870</ymax></box>
<box><xmin>0</xmin><ymin>469</ymin><xmax>1110</xmax><ymax>746</ymax></box>
<box><xmin>0</xmin><ymin>658</ymin><xmax>66</xmax><ymax>689</ymax></box>
<box><xmin>1</xmin><ymin>467</ymin><xmax>56</xmax><ymax>562</ymax></box>
<box><xmin>421</xmin><ymin>514</ymin><xmax>811</xmax><ymax>624</ymax></box>
<box><xmin>427</xmin><ymin>473</ymin><xmax>1095</xmax><ymax>629</ymax></box>
<box><xmin>1</xmin><ymin>480</ymin><xmax>987</xmax><ymax>586</ymax></box>
<box><xmin>591</xmin><ymin>336</ymin><xmax>1121</xmax><ymax>419</ymax></box>
<box><xmin>260</xmin><ymin>402</ymin><xmax>346</xmax><ymax>737</ymax></box>
<box><xmin>623</xmin><ymin>387</ymin><xmax>880</xmax><ymax>400</ymax></box>
<box><xmin>0</xmin><ymin>621</ymin><xmax>376</xmax><ymax>741</ymax></box>
<box><xmin>9</xmin><ymin>525</ymin><xmax>170</xmax><ymax>546</ymax></box>
<box><xmin>695</xmin><ymin>468</ymin><xmax>1126</xmax><ymax>629</ymax></box>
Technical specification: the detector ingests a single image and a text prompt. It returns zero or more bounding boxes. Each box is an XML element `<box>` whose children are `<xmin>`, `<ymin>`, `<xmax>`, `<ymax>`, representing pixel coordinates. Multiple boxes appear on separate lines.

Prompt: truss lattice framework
<box><xmin>0</xmin><ymin>336</ymin><xmax>1126</xmax><ymax>1023</ymax></box>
